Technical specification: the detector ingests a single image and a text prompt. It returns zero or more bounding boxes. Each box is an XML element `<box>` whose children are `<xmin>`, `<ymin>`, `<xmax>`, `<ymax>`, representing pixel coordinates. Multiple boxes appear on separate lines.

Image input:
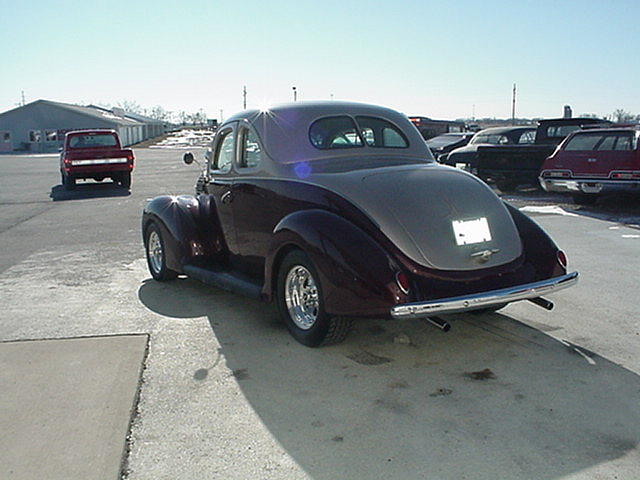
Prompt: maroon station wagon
<box><xmin>540</xmin><ymin>126</ymin><xmax>640</xmax><ymax>204</ymax></box>
<box><xmin>142</xmin><ymin>102</ymin><xmax>578</xmax><ymax>347</ymax></box>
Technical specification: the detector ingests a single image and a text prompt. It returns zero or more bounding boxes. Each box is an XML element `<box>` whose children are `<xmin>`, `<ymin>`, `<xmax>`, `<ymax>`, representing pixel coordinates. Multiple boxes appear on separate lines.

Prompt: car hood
<box><xmin>315</xmin><ymin>164</ymin><xmax>522</xmax><ymax>271</ymax></box>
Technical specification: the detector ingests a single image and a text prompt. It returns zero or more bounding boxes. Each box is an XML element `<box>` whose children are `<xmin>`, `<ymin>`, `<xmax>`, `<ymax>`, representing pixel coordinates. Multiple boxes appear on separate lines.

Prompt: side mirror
<box><xmin>183</xmin><ymin>152</ymin><xmax>194</xmax><ymax>165</ymax></box>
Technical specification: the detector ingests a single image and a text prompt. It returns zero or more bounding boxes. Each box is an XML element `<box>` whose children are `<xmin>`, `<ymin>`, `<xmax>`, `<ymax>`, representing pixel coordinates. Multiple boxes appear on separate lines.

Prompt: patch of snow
<box><xmin>150</xmin><ymin>129</ymin><xmax>214</xmax><ymax>149</ymax></box>
<box><xmin>621</xmin><ymin>234</ymin><xmax>640</xmax><ymax>239</ymax></box>
<box><xmin>519</xmin><ymin>205</ymin><xmax>578</xmax><ymax>217</ymax></box>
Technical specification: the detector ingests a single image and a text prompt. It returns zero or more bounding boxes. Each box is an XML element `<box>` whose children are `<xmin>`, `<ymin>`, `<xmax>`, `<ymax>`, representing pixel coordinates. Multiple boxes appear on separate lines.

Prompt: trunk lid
<box><xmin>321</xmin><ymin>164</ymin><xmax>523</xmax><ymax>271</ymax></box>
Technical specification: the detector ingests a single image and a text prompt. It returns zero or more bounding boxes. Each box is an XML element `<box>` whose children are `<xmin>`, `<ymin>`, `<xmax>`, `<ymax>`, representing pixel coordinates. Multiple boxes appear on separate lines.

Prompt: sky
<box><xmin>1</xmin><ymin>0</ymin><xmax>638</xmax><ymax>121</ymax></box>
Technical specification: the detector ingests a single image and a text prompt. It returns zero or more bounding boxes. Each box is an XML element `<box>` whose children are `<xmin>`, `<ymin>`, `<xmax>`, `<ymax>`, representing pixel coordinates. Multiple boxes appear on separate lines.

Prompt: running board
<box><xmin>183</xmin><ymin>265</ymin><xmax>262</xmax><ymax>299</ymax></box>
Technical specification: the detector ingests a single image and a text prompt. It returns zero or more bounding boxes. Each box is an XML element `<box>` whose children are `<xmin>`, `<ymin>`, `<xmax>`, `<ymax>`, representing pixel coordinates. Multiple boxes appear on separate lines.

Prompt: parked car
<box><xmin>426</xmin><ymin>132</ymin><xmax>475</xmax><ymax>162</ymax></box>
<box><xmin>142</xmin><ymin>102</ymin><xmax>578</xmax><ymax>347</ymax></box>
<box><xmin>475</xmin><ymin>118</ymin><xmax>609</xmax><ymax>191</ymax></box>
<box><xmin>540</xmin><ymin>126</ymin><xmax>640</xmax><ymax>204</ymax></box>
<box><xmin>443</xmin><ymin>126</ymin><xmax>536</xmax><ymax>170</ymax></box>
<box><xmin>60</xmin><ymin>129</ymin><xmax>134</xmax><ymax>190</ymax></box>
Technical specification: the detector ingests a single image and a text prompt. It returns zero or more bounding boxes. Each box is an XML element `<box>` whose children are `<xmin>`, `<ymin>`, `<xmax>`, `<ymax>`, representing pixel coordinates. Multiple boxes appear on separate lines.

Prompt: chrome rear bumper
<box><xmin>390</xmin><ymin>272</ymin><xmax>578</xmax><ymax>319</ymax></box>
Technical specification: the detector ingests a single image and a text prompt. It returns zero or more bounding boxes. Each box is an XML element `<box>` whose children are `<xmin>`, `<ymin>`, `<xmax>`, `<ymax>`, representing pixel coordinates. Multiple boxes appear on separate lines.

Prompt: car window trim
<box><xmin>210</xmin><ymin>123</ymin><xmax>237</xmax><ymax>175</ymax></box>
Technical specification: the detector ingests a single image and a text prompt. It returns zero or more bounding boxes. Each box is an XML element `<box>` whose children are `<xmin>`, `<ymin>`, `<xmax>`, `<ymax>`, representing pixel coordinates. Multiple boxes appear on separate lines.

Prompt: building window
<box><xmin>29</xmin><ymin>130</ymin><xmax>41</xmax><ymax>142</ymax></box>
<box><xmin>1</xmin><ymin>132</ymin><xmax>10</xmax><ymax>142</ymax></box>
<box><xmin>45</xmin><ymin>130</ymin><xmax>58</xmax><ymax>142</ymax></box>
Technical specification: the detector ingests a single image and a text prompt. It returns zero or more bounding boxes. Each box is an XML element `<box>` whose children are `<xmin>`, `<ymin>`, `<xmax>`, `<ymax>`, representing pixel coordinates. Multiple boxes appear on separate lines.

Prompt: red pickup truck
<box><xmin>539</xmin><ymin>126</ymin><xmax>640</xmax><ymax>204</ymax></box>
<box><xmin>60</xmin><ymin>129</ymin><xmax>134</xmax><ymax>190</ymax></box>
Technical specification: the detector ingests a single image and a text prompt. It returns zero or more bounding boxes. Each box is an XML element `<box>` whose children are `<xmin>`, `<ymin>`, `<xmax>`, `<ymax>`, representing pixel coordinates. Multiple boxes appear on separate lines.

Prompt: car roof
<box><xmin>570</xmin><ymin>126</ymin><xmax>640</xmax><ymax>135</ymax></box>
<box><xmin>222</xmin><ymin>101</ymin><xmax>432</xmax><ymax>163</ymax></box>
<box><xmin>474</xmin><ymin>126</ymin><xmax>535</xmax><ymax>135</ymax></box>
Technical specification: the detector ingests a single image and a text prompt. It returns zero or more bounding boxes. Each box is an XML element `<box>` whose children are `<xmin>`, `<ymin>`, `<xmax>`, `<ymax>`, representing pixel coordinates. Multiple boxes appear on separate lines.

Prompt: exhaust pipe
<box><xmin>423</xmin><ymin>316</ymin><xmax>451</xmax><ymax>332</ymax></box>
<box><xmin>528</xmin><ymin>296</ymin><xmax>554</xmax><ymax>310</ymax></box>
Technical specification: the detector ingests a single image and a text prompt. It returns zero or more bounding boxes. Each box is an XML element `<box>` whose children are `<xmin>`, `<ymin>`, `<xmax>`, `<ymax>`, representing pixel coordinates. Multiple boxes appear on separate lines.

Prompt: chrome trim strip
<box><xmin>390</xmin><ymin>272</ymin><xmax>578</xmax><ymax>319</ymax></box>
<box><xmin>70</xmin><ymin>158</ymin><xmax>128</xmax><ymax>165</ymax></box>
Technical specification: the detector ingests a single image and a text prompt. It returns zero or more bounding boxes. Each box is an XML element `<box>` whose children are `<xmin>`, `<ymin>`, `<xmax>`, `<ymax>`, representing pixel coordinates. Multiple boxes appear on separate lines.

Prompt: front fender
<box><xmin>142</xmin><ymin>195</ymin><xmax>224</xmax><ymax>272</ymax></box>
<box><xmin>264</xmin><ymin>209</ymin><xmax>409</xmax><ymax>317</ymax></box>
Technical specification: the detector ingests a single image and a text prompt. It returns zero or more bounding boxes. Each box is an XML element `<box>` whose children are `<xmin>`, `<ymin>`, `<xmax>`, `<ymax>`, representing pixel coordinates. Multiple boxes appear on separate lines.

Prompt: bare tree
<box><xmin>117</xmin><ymin>100</ymin><xmax>145</xmax><ymax>115</ymax></box>
<box><xmin>612</xmin><ymin>109</ymin><xmax>634</xmax><ymax>123</ymax></box>
<box><xmin>149</xmin><ymin>105</ymin><xmax>170</xmax><ymax>122</ymax></box>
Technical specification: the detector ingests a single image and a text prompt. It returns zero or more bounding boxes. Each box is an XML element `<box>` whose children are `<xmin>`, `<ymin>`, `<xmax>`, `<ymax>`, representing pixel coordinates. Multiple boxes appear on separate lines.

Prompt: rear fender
<box><xmin>504</xmin><ymin>202</ymin><xmax>565</xmax><ymax>278</ymax></box>
<box><xmin>264</xmin><ymin>209</ymin><xmax>409</xmax><ymax>317</ymax></box>
<box><xmin>142</xmin><ymin>195</ymin><xmax>225</xmax><ymax>271</ymax></box>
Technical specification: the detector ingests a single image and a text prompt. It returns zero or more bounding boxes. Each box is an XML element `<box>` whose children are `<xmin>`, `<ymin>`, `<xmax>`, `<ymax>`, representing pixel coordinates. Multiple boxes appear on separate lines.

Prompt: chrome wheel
<box><xmin>284</xmin><ymin>265</ymin><xmax>320</xmax><ymax>330</ymax></box>
<box><xmin>147</xmin><ymin>230</ymin><xmax>163</xmax><ymax>275</ymax></box>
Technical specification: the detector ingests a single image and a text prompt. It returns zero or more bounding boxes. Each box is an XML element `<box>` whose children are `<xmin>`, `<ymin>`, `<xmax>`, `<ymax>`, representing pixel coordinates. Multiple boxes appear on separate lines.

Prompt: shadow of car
<box><xmin>137</xmin><ymin>276</ymin><xmax>640</xmax><ymax>480</ymax></box>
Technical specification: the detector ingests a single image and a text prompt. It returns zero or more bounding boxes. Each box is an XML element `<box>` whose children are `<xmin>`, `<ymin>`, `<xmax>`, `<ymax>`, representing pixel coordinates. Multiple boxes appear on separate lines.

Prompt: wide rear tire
<box><xmin>276</xmin><ymin>250</ymin><xmax>352</xmax><ymax>347</ymax></box>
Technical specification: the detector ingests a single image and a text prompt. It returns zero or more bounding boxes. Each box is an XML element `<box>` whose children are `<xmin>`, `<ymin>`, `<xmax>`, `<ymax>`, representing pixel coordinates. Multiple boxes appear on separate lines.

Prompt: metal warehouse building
<box><xmin>0</xmin><ymin>99</ymin><xmax>166</xmax><ymax>153</ymax></box>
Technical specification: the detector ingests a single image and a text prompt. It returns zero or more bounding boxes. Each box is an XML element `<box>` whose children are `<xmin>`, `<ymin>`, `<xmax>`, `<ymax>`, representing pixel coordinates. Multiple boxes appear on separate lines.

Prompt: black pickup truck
<box><xmin>476</xmin><ymin>117</ymin><xmax>609</xmax><ymax>191</ymax></box>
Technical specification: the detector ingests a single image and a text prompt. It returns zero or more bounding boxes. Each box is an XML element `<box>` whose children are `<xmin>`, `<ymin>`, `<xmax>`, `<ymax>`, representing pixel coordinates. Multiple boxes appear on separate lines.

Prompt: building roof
<box><xmin>0</xmin><ymin>99</ymin><xmax>149</xmax><ymax>127</ymax></box>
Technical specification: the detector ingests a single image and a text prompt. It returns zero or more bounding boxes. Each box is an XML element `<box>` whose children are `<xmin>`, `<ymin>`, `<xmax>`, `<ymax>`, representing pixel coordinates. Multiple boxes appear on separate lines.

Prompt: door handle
<box><xmin>221</xmin><ymin>191</ymin><xmax>233</xmax><ymax>204</ymax></box>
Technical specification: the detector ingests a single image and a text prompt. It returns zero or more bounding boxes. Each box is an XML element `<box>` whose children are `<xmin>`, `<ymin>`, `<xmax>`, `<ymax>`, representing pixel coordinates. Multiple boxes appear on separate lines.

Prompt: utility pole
<box><xmin>472</xmin><ymin>104</ymin><xmax>475</xmax><ymax>121</ymax></box>
<box><xmin>243</xmin><ymin>86</ymin><xmax>247</xmax><ymax>109</ymax></box>
<box><xmin>292</xmin><ymin>86</ymin><xmax>297</xmax><ymax>102</ymax></box>
<box><xmin>511</xmin><ymin>83</ymin><xmax>516</xmax><ymax>125</ymax></box>
<box><xmin>21</xmin><ymin>90</ymin><xmax>25</xmax><ymax>106</ymax></box>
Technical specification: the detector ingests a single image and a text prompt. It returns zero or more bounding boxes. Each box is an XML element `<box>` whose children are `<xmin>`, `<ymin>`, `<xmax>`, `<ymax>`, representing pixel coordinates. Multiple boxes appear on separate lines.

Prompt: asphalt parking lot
<box><xmin>1</xmin><ymin>149</ymin><xmax>639</xmax><ymax>480</ymax></box>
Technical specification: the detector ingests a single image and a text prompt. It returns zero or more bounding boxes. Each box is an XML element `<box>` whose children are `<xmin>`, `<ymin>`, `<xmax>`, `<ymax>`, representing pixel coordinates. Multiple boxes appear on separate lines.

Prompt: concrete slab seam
<box><xmin>119</xmin><ymin>333</ymin><xmax>150</xmax><ymax>480</ymax></box>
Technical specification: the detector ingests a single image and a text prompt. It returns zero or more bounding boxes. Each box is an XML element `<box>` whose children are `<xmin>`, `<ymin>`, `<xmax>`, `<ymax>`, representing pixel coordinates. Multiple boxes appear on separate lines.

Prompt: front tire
<box><xmin>276</xmin><ymin>250</ymin><xmax>352</xmax><ymax>347</ymax></box>
<box><xmin>145</xmin><ymin>222</ymin><xmax>178</xmax><ymax>281</ymax></box>
<box><xmin>495</xmin><ymin>179</ymin><xmax>518</xmax><ymax>193</ymax></box>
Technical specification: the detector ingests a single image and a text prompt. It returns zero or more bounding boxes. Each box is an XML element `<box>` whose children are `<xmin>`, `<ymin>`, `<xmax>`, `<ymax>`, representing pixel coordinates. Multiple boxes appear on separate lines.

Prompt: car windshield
<box><xmin>471</xmin><ymin>133</ymin><xmax>509</xmax><ymax>145</ymax></box>
<box><xmin>426</xmin><ymin>134</ymin><xmax>465</xmax><ymax>148</ymax></box>
<box><xmin>68</xmin><ymin>133</ymin><xmax>117</xmax><ymax>148</ymax></box>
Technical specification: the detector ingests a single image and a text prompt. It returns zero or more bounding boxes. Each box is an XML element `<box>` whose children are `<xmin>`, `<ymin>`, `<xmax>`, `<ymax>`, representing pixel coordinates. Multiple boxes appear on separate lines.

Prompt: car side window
<box><xmin>518</xmin><ymin>131</ymin><xmax>536</xmax><ymax>144</ymax></box>
<box><xmin>212</xmin><ymin>128</ymin><xmax>235</xmax><ymax>173</ymax></box>
<box><xmin>355</xmin><ymin>116</ymin><xmax>409</xmax><ymax>148</ymax></box>
<box><xmin>239</xmin><ymin>127</ymin><xmax>262</xmax><ymax>169</ymax></box>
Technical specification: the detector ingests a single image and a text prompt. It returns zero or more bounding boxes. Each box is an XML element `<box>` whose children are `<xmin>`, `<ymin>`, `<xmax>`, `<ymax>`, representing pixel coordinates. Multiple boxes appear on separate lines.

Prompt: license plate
<box><xmin>580</xmin><ymin>183</ymin><xmax>602</xmax><ymax>193</ymax></box>
<box><xmin>452</xmin><ymin>217</ymin><xmax>492</xmax><ymax>246</ymax></box>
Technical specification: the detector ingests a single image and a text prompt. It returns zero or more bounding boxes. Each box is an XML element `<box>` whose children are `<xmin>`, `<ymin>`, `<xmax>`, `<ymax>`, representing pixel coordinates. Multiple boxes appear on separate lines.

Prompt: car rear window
<box><xmin>309</xmin><ymin>116</ymin><xmax>408</xmax><ymax>150</ymax></box>
<box><xmin>309</xmin><ymin>116</ymin><xmax>363</xmax><ymax>149</ymax></box>
<box><xmin>564</xmin><ymin>132</ymin><xmax>636</xmax><ymax>151</ymax></box>
<box><xmin>68</xmin><ymin>133</ymin><xmax>117</xmax><ymax>148</ymax></box>
<box><xmin>546</xmin><ymin>125</ymin><xmax>581</xmax><ymax>138</ymax></box>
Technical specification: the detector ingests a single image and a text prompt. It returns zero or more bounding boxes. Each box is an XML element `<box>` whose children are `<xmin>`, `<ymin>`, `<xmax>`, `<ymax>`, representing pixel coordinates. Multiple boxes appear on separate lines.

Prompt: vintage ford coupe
<box><xmin>142</xmin><ymin>102</ymin><xmax>578</xmax><ymax>346</ymax></box>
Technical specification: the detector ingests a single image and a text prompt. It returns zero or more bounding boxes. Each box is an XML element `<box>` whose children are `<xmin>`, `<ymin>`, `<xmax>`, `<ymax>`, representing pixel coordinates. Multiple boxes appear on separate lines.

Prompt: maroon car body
<box><xmin>540</xmin><ymin>126</ymin><xmax>640</xmax><ymax>204</ymax></box>
<box><xmin>142</xmin><ymin>102</ymin><xmax>577</xmax><ymax>347</ymax></box>
<box><xmin>60</xmin><ymin>129</ymin><xmax>134</xmax><ymax>190</ymax></box>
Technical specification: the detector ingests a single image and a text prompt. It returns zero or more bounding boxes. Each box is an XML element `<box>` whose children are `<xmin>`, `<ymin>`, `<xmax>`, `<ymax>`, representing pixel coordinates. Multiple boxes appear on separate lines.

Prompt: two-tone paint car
<box><xmin>142</xmin><ymin>102</ymin><xmax>577</xmax><ymax>347</ymax></box>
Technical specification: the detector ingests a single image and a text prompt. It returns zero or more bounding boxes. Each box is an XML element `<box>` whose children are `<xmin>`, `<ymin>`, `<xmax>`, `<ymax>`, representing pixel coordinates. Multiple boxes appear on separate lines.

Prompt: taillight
<box><xmin>610</xmin><ymin>171</ymin><xmax>640</xmax><ymax>179</ymax></box>
<box><xmin>395</xmin><ymin>272</ymin><xmax>410</xmax><ymax>295</ymax></box>
<box><xmin>541</xmin><ymin>170</ymin><xmax>572</xmax><ymax>178</ymax></box>
<box><xmin>557</xmin><ymin>250</ymin><xmax>567</xmax><ymax>268</ymax></box>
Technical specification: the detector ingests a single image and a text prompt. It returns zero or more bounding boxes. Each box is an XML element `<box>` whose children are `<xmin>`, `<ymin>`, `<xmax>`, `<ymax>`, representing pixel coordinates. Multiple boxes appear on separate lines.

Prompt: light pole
<box><xmin>243</xmin><ymin>86</ymin><xmax>247</xmax><ymax>109</ymax></box>
<box><xmin>292</xmin><ymin>86</ymin><xmax>297</xmax><ymax>102</ymax></box>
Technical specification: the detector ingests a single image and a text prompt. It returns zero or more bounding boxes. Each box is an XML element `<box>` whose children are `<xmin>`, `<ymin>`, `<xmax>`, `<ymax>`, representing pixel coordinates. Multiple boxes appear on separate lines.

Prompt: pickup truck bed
<box><xmin>476</xmin><ymin>144</ymin><xmax>556</xmax><ymax>191</ymax></box>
